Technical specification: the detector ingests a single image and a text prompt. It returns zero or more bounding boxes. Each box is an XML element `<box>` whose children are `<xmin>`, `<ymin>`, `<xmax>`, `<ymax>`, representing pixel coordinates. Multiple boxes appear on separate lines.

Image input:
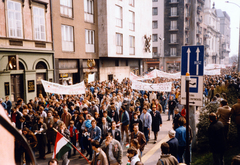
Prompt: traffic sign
<box><xmin>181</xmin><ymin>45</ymin><xmax>204</xmax><ymax>106</ymax></box>
<box><xmin>181</xmin><ymin>46</ymin><xmax>204</xmax><ymax>76</ymax></box>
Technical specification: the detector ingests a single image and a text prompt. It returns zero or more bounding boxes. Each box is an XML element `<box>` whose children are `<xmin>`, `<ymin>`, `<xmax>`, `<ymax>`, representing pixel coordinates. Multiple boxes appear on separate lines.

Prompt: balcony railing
<box><xmin>116</xmin><ymin>18</ymin><xmax>122</xmax><ymax>27</ymax></box>
<box><xmin>170</xmin><ymin>26</ymin><xmax>178</xmax><ymax>30</ymax></box>
<box><xmin>130</xmin><ymin>47</ymin><xmax>135</xmax><ymax>55</ymax></box>
<box><xmin>129</xmin><ymin>22</ymin><xmax>135</xmax><ymax>31</ymax></box>
<box><xmin>170</xmin><ymin>12</ymin><xmax>178</xmax><ymax>16</ymax></box>
<box><xmin>84</xmin><ymin>13</ymin><xmax>94</xmax><ymax>23</ymax></box>
<box><xmin>116</xmin><ymin>45</ymin><xmax>123</xmax><ymax>54</ymax></box>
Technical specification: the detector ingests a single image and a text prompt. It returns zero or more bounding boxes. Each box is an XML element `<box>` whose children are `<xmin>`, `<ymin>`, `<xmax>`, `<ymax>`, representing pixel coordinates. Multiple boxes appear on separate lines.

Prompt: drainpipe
<box><xmin>50</xmin><ymin>0</ymin><xmax>55</xmax><ymax>82</ymax></box>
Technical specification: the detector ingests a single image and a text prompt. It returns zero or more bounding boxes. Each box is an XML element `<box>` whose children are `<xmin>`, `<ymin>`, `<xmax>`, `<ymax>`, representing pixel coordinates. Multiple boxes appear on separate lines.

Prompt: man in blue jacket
<box><xmin>87</xmin><ymin>120</ymin><xmax>101</xmax><ymax>160</ymax></box>
<box><xmin>119</xmin><ymin>106</ymin><xmax>130</xmax><ymax>144</ymax></box>
<box><xmin>175</xmin><ymin>117</ymin><xmax>186</xmax><ymax>163</ymax></box>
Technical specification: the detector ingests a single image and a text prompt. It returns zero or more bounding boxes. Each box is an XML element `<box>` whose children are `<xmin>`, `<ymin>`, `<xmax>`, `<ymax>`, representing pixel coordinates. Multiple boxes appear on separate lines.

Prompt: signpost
<box><xmin>181</xmin><ymin>45</ymin><xmax>204</xmax><ymax>165</ymax></box>
<box><xmin>181</xmin><ymin>46</ymin><xmax>204</xmax><ymax>106</ymax></box>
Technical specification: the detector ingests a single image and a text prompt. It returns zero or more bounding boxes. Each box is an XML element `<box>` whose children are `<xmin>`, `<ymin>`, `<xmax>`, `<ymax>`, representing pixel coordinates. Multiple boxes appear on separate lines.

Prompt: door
<box><xmin>11</xmin><ymin>74</ymin><xmax>24</xmax><ymax>102</ymax></box>
<box><xmin>36</xmin><ymin>73</ymin><xmax>46</xmax><ymax>97</ymax></box>
<box><xmin>108</xmin><ymin>74</ymin><xmax>113</xmax><ymax>81</ymax></box>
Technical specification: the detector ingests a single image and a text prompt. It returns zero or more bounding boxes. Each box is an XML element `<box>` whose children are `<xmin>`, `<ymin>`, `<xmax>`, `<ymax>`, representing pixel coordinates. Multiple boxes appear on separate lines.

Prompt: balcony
<box><xmin>116</xmin><ymin>18</ymin><xmax>122</xmax><ymax>28</ymax></box>
<box><xmin>185</xmin><ymin>16</ymin><xmax>189</xmax><ymax>21</ymax></box>
<box><xmin>169</xmin><ymin>0</ymin><xmax>179</xmax><ymax>4</ymax></box>
<box><xmin>170</xmin><ymin>54</ymin><xmax>177</xmax><ymax>57</ymax></box>
<box><xmin>197</xmin><ymin>18</ymin><xmax>202</xmax><ymax>24</ymax></box>
<box><xmin>129</xmin><ymin>22</ymin><xmax>135</xmax><ymax>31</ymax></box>
<box><xmin>205</xmin><ymin>53</ymin><xmax>209</xmax><ymax>57</ymax></box>
<box><xmin>197</xmin><ymin>30</ymin><xmax>202</xmax><ymax>34</ymax></box>
<box><xmin>116</xmin><ymin>46</ymin><xmax>123</xmax><ymax>54</ymax></box>
<box><xmin>169</xmin><ymin>27</ymin><xmax>178</xmax><ymax>31</ymax></box>
<box><xmin>185</xmin><ymin>26</ymin><xmax>189</xmax><ymax>31</ymax></box>
<box><xmin>169</xmin><ymin>12</ymin><xmax>179</xmax><ymax>18</ymax></box>
<box><xmin>169</xmin><ymin>41</ymin><xmax>178</xmax><ymax>45</ymax></box>
<box><xmin>84</xmin><ymin>13</ymin><xmax>94</xmax><ymax>23</ymax></box>
<box><xmin>130</xmin><ymin>47</ymin><xmax>135</xmax><ymax>55</ymax></box>
<box><xmin>205</xmin><ymin>44</ymin><xmax>209</xmax><ymax>48</ymax></box>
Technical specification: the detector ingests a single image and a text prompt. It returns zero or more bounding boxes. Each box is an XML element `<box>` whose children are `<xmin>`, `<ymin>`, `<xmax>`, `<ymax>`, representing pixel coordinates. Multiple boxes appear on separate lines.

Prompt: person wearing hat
<box><xmin>166</xmin><ymin>130</ymin><xmax>178</xmax><ymax>159</ymax></box>
<box><xmin>150</xmin><ymin>104</ymin><xmax>162</xmax><ymax>144</ymax></box>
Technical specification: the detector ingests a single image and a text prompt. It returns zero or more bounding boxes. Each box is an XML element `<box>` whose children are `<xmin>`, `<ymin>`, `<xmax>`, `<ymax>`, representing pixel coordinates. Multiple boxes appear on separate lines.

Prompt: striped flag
<box><xmin>52</xmin><ymin>132</ymin><xmax>72</xmax><ymax>160</ymax></box>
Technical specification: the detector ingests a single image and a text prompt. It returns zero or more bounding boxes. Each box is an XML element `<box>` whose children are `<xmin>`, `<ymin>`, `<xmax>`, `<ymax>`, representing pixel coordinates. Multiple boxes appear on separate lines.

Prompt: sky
<box><xmin>214</xmin><ymin>0</ymin><xmax>240</xmax><ymax>57</ymax></box>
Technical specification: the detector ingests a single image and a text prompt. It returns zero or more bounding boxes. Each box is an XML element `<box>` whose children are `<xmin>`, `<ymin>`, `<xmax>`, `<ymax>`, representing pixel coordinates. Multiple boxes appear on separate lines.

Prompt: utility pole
<box><xmin>186</xmin><ymin>0</ymin><xmax>197</xmax><ymax>164</ymax></box>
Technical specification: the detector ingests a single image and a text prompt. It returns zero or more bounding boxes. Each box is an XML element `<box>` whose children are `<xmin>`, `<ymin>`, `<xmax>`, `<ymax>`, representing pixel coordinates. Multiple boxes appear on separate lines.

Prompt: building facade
<box><xmin>97</xmin><ymin>0</ymin><xmax>152</xmax><ymax>80</ymax></box>
<box><xmin>203</xmin><ymin>1</ymin><xmax>220</xmax><ymax>65</ymax></box>
<box><xmin>216</xmin><ymin>9</ymin><xmax>231</xmax><ymax>65</ymax></box>
<box><xmin>163</xmin><ymin>0</ymin><xmax>205</xmax><ymax>72</ymax></box>
<box><xmin>0</xmin><ymin>0</ymin><xmax>53</xmax><ymax>102</ymax></box>
<box><xmin>52</xmin><ymin>0</ymin><xmax>99</xmax><ymax>84</ymax></box>
<box><xmin>151</xmin><ymin>0</ymin><xmax>164</xmax><ymax>71</ymax></box>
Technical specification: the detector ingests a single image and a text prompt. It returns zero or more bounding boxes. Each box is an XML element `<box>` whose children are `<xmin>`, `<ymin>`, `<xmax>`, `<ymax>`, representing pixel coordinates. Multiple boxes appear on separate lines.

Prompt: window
<box><xmin>60</xmin><ymin>0</ymin><xmax>72</xmax><ymax>18</ymax></box>
<box><xmin>152</xmin><ymin>7</ymin><xmax>158</xmax><ymax>15</ymax></box>
<box><xmin>152</xmin><ymin>34</ymin><xmax>158</xmax><ymax>42</ymax></box>
<box><xmin>33</xmin><ymin>7</ymin><xmax>45</xmax><ymax>41</ymax></box>
<box><xmin>170</xmin><ymin>48</ymin><xmax>177</xmax><ymax>56</ymax></box>
<box><xmin>171</xmin><ymin>0</ymin><xmax>177</xmax><ymax>2</ymax></box>
<box><xmin>7</xmin><ymin>0</ymin><xmax>23</xmax><ymax>38</ymax></box>
<box><xmin>116</xmin><ymin>33</ymin><xmax>123</xmax><ymax>54</ymax></box>
<box><xmin>152</xmin><ymin>47</ymin><xmax>158</xmax><ymax>56</ymax></box>
<box><xmin>170</xmin><ymin>21</ymin><xmax>177</xmax><ymax>30</ymax></box>
<box><xmin>115</xmin><ymin>5</ymin><xmax>122</xmax><ymax>27</ymax></box>
<box><xmin>129</xmin><ymin>0</ymin><xmax>134</xmax><ymax>6</ymax></box>
<box><xmin>170</xmin><ymin>34</ymin><xmax>177</xmax><ymax>43</ymax></box>
<box><xmin>171</xmin><ymin>7</ymin><xmax>177</xmax><ymax>16</ymax></box>
<box><xmin>61</xmin><ymin>25</ymin><xmax>74</xmax><ymax>51</ymax></box>
<box><xmin>84</xmin><ymin>0</ymin><xmax>94</xmax><ymax>23</ymax></box>
<box><xmin>85</xmin><ymin>29</ymin><xmax>95</xmax><ymax>53</ymax></box>
<box><xmin>129</xmin><ymin>36</ymin><xmax>135</xmax><ymax>55</ymax></box>
<box><xmin>129</xmin><ymin>11</ymin><xmax>135</xmax><ymax>31</ymax></box>
<box><xmin>152</xmin><ymin>0</ymin><xmax>158</xmax><ymax>2</ymax></box>
<box><xmin>153</xmin><ymin>21</ymin><xmax>158</xmax><ymax>29</ymax></box>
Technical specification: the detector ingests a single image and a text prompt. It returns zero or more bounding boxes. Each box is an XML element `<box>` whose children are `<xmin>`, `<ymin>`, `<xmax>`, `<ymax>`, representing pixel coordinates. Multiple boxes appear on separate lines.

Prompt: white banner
<box><xmin>204</xmin><ymin>69</ymin><xmax>221</xmax><ymax>75</ymax></box>
<box><xmin>88</xmin><ymin>73</ymin><xmax>95</xmax><ymax>83</ymax></box>
<box><xmin>132</xmin><ymin>81</ymin><xmax>172</xmax><ymax>92</ymax></box>
<box><xmin>41</xmin><ymin>80</ymin><xmax>86</xmax><ymax>95</ymax></box>
<box><xmin>129</xmin><ymin>70</ymin><xmax>180</xmax><ymax>81</ymax></box>
<box><xmin>156</xmin><ymin>70</ymin><xmax>181</xmax><ymax>79</ymax></box>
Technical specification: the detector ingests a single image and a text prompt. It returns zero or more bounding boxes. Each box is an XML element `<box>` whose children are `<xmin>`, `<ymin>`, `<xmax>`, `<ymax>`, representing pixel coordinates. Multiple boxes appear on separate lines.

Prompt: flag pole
<box><xmin>53</xmin><ymin>128</ymin><xmax>90</xmax><ymax>163</ymax></box>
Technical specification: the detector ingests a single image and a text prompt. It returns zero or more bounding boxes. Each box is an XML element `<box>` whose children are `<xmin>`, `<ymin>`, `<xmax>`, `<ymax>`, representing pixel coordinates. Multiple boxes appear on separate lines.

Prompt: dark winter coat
<box><xmin>150</xmin><ymin>110</ymin><xmax>162</xmax><ymax>132</ymax></box>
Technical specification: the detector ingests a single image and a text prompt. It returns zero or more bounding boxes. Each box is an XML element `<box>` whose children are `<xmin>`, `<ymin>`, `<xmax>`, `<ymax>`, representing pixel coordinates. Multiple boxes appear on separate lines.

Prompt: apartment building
<box><xmin>97</xmin><ymin>0</ymin><xmax>152</xmax><ymax>80</ymax></box>
<box><xmin>52</xmin><ymin>0</ymin><xmax>98</xmax><ymax>84</ymax></box>
<box><xmin>150</xmin><ymin>0</ymin><xmax>164</xmax><ymax>71</ymax></box>
<box><xmin>163</xmin><ymin>0</ymin><xmax>205</xmax><ymax>72</ymax></box>
<box><xmin>0</xmin><ymin>0</ymin><xmax>53</xmax><ymax>102</ymax></box>
<box><xmin>203</xmin><ymin>1</ymin><xmax>220</xmax><ymax>65</ymax></box>
<box><xmin>216</xmin><ymin>9</ymin><xmax>231</xmax><ymax>65</ymax></box>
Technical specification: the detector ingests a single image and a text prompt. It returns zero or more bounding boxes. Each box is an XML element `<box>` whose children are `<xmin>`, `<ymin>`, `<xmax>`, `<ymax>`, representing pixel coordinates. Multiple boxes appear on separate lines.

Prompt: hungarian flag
<box><xmin>52</xmin><ymin>132</ymin><xmax>72</xmax><ymax>160</ymax></box>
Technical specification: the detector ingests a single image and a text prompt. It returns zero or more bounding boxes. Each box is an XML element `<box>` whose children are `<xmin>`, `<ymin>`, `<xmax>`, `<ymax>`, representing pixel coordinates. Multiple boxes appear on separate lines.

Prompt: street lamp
<box><xmin>226</xmin><ymin>1</ymin><xmax>240</xmax><ymax>72</ymax></box>
<box><xmin>159</xmin><ymin>36</ymin><xmax>164</xmax><ymax>71</ymax></box>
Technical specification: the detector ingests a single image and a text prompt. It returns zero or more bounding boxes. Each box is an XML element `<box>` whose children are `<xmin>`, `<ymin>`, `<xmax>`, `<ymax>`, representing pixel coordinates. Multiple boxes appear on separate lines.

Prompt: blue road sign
<box><xmin>181</xmin><ymin>46</ymin><xmax>204</xmax><ymax>76</ymax></box>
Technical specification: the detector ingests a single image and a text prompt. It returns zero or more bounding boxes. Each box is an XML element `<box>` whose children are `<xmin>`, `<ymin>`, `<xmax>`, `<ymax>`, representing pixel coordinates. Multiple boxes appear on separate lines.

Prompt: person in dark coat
<box><xmin>166</xmin><ymin>129</ymin><xmax>178</xmax><ymax>159</ymax></box>
<box><xmin>168</xmin><ymin>96</ymin><xmax>176</xmax><ymax>121</ymax></box>
<box><xmin>130</xmin><ymin>112</ymin><xmax>143</xmax><ymax>132</ymax></box>
<box><xmin>32</xmin><ymin>116</ymin><xmax>47</xmax><ymax>160</ymax></box>
<box><xmin>208</xmin><ymin>113</ymin><xmax>226</xmax><ymax>165</ymax></box>
<box><xmin>108</xmin><ymin>121</ymin><xmax>121</xmax><ymax>143</ymax></box>
<box><xmin>173</xmin><ymin>109</ymin><xmax>181</xmax><ymax>130</ymax></box>
<box><xmin>108</xmin><ymin>105</ymin><xmax>119</xmax><ymax>123</ymax></box>
<box><xmin>150</xmin><ymin>105</ymin><xmax>162</xmax><ymax>143</ymax></box>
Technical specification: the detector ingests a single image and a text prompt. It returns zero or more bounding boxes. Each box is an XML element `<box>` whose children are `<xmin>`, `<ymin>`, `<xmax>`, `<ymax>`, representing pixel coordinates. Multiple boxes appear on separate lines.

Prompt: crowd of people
<box><xmin>1</xmin><ymin>66</ymin><xmax>240</xmax><ymax>165</ymax></box>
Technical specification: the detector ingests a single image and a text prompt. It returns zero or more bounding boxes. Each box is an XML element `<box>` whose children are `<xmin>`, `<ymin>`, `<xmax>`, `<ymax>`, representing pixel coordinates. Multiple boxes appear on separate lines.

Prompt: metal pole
<box><xmin>186</xmin><ymin>74</ymin><xmax>190</xmax><ymax>165</ymax></box>
<box><xmin>238</xmin><ymin>12</ymin><xmax>240</xmax><ymax>72</ymax></box>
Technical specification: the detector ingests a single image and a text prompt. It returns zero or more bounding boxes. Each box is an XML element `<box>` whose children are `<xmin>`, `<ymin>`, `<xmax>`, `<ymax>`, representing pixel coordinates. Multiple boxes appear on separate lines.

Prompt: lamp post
<box><xmin>226</xmin><ymin>1</ymin><xmax>240</xmax><ymax>72</ymax></box>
